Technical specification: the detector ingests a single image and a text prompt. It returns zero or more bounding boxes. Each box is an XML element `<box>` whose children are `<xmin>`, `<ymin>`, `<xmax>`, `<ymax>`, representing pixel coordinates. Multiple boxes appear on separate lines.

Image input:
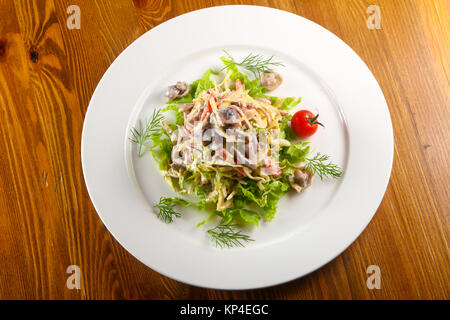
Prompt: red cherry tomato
<box><xmin>291</xmin><ymin>110</ymin><xmax>324</xmax><ymax>137</ymax></box>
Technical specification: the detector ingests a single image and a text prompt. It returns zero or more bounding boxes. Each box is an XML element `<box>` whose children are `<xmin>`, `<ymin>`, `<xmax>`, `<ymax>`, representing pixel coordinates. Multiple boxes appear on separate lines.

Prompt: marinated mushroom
<box><xmin>229</xmin><ymin>104</ymin><xmax>252</xmax><ymax>129</ymax></box>
<box><xmin>165</xmin><ymin>81</ymin><xmax>190</xmax><ymax>100</ymax></box>
<box><xmin>260</xmin><ymin>71</ymin><xmax>283</xmax><ymax>91</ymax></box>
<box><xmin>179</xmin><ymin>103</ymin><xmax>194</xmax><ymax>112</ymax></box>
<box><xmin>289</xmin><ymin>167</ymin><xmax>312</xmax><ymax>192</ymax></box>
<box><xmin>218</xmin><ymin>107</ymin><xmax>241</xmax><ymax>124</ymax></box>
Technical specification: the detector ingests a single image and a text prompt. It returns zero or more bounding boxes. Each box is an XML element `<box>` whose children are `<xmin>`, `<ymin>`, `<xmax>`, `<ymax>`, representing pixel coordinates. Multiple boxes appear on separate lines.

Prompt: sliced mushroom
<box><xmin>229</xmin><ymin>105</ymin><xmax>253</xmax><ymax>129</ymax></box>
<box><xmin>165</xmin><ymin>81</ymin><xmax>190</xmax><ymax>100</ymax></box>
<box><xmin>223</xmin><ymin>123</ymin><xmax>241</xmax><ymax>130</ymax></box>
<box><xmin>260</xmin><ymin>71</ymin><xmax>283</xmax><ymax>91</ymax></box>
<box><xmin>289</xmin><ymin>167</ymin><xmax>313</xmax><ymax>192</ymax></box>
<box><xmin>218</xmin><ymin>107</ymin><xmax>241</xmax><ymax>124</ymax></box>
<box><xmin>179</xmin><ymin>103</ymin><xmax>194</xmax><ymax>112</ymax></box>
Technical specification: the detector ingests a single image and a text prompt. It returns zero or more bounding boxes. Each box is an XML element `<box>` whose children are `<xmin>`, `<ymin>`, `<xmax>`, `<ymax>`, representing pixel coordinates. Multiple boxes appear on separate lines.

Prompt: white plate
<box><xmin>82</xmin><ymin>5</ymin><xmax>393</xmax><ymax>290</ymax></box>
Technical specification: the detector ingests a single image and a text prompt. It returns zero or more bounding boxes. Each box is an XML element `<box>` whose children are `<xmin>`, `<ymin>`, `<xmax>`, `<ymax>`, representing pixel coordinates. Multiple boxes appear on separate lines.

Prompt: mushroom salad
<box><xmin>130</xmin><ymin>52</ymin><xmax>343</xmax><ymax>248</ymax></box>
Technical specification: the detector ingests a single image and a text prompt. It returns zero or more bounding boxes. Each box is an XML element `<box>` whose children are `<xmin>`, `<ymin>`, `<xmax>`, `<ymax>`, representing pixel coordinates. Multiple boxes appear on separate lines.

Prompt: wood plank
<box><xmin>0</xmin><ymin>0</ymin><xmax>448</xmax><ymax>299</ymax></box>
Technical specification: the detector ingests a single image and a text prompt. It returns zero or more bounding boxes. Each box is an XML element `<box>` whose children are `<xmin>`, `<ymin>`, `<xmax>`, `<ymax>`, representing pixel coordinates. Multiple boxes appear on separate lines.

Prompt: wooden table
<box><xmin>0</xmin><ymin>0</ymin><xmax>448</xmax><ymax>300</ymax></box>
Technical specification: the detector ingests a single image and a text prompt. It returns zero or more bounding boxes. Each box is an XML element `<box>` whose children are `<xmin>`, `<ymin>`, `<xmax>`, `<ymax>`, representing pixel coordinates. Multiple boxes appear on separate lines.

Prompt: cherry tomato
<box><xmin>291</xmin><ymin>110</ymin><xmax>324</xmax><ymax>137</ymax></box>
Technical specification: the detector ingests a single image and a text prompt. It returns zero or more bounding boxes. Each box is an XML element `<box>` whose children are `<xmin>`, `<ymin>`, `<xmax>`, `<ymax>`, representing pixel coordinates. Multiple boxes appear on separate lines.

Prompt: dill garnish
<box><xmin>129</xmin><ymin>108</ymin><xmax>163</xmax><ymax>157</ymax></box>
<box><xmin>154</xmin><ymin>197</ymin><xmax>182</xmax><ymax>223</ymax></box>
<box><xmin>207</xmin><ymin>222</ymin><xmax>254</xmax><ymax>248</ymax></box>
<box><xmin>222</xmin><ymin>51</ymin><xmax>284</xmax><ymax>78</ymax></box>
<box><xmin>305</xmin><ymin>153</ymin><xmax>343</xmax><ymax>179</ymax></box>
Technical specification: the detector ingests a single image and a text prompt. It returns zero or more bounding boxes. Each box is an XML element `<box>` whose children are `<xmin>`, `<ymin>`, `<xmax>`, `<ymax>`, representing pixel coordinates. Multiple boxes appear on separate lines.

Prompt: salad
<box><xmin>130</xmin><ymin>52</ymin><xmax>342</xmax><ymax>248</ymax></box>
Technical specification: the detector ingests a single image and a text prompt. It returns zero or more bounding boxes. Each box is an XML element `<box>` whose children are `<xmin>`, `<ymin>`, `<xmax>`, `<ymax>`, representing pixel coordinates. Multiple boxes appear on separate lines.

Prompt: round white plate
<box><xmin>82</xmin><ymin>5</ymin><xmax>393</xmax><ymax>290</ymax></box>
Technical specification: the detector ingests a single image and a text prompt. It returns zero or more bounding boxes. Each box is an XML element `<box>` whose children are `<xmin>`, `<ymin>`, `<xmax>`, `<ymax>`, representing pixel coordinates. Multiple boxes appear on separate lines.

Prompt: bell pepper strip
<box><xmin>235</xmin><ymin>78</ymin><xmax>243</xmax><ymax>91</ymax></box>
<box><xmin>201</xmin><ymin>93</ymin><xmax>217</xmax><ymax>121</ymax></box>
<box><xmin>201</xmin><ymin>103</ymin><xmax>211</xmax><ymax>121</ymax></box>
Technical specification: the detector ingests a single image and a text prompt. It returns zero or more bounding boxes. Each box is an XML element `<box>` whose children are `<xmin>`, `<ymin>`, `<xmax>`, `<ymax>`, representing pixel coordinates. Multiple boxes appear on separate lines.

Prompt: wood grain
<box><xmin>0</xmin><ymin>0</ymin><xmax>448</xmax><ymax>299</ymax></box>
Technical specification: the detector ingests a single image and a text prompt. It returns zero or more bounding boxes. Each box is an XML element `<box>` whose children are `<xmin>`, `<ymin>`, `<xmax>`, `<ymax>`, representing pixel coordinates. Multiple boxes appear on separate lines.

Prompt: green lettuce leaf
<box><xmin>262</xmin><ymin>180</ymin><xmax>290</xmax><ymax>221</ymax></box>
<box><xmin>280</xmin><ymin>97</ymin><xmax>301</xmax><ymax>110</ymax></box>
<box><xmin>279</xmin><ymin>114</ymin><xmax>295</xmax><ymax>141</ymax></box>
<box><xmin>280</xmin><ymin>141</ymin><xmax>310</xmax><ymax>164</ymax></box>
<box><xmin>279</xmin><ymin>158</ymin><xmax>297</xmax><ymax>176</ymax></box>
<box><xmin>238</xmin><ymin>208</ymin><xmax>261</xmax><ymax>226</ymax></box>
<box><xmin>270</xmin><ymin>96</ymin><xmax>302</xmax><ymax>110</ymax></box>
<box><xmin>149</xmin><ymin>130</ymin><xmax>173</xmax><ymax>171</ymax></box>
<box><xmin>162</xmin><ymin>104</ymin><xmax>184</xmax><ymax>125</ymax></box>
<box><xmin>236</xmin><ymin>182</ymin><xmax>264</xmax><ymax>207</ymax></box>
<box><xmin>161</xmin><ymin>196</ymin><xmax>207</xmax><ymax>211</ymax></box>
<box><xmin>162</xmin><ymin>104</ymin><xmax>178</xmax><ymax>112</ymax></box>
<box><xmin>235</xmin><ymin>180</ymin><xmax>289</xmax><ymax>221</ymax></box>
<box><xmin>216</xmin><ymin>208</ymin><xmax>261</xmax><ymax>226</ymax></box>
<box><xmin>215</xmin><ymin>209</ymin><xmax>237</xmax><ymax>225</ymax></box>
<box><xmin>192</xmin><ymin>68</ymin><xmax>218</xmax><ymax>98</ymax></box>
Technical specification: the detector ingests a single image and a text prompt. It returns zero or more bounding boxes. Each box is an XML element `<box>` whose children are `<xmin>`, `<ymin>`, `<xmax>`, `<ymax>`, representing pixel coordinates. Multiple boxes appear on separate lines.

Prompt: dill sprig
<box><xmin>222</xmin><ymin>51</ymin><xmax>284</xmax><ymax>78</ymax></box>
<box><xmin>129</xmin><ymin>108</ymin><xmax>163</xmax><ymax>157</ymax></box>
<box><xmin>154</xmin><ymin>197</ymin><xmax>181</xmax><ymax>223</ymax></box>
<box><xmin>305</xmin><ymin>153</ymin><xmax>343</xmax><ymax>179</ymax></box>
<box><xmin>207</xmin><ymin>222</ymin><xmax>254</xmax><ymax>248</ymax></box>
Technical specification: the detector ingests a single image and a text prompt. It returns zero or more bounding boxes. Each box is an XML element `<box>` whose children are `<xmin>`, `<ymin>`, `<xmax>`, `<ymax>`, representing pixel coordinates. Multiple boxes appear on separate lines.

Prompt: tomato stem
<box><xmin>308</xmin><ymin>114</ymin><xmax>324</xmax><ymax>127</ymax></box>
